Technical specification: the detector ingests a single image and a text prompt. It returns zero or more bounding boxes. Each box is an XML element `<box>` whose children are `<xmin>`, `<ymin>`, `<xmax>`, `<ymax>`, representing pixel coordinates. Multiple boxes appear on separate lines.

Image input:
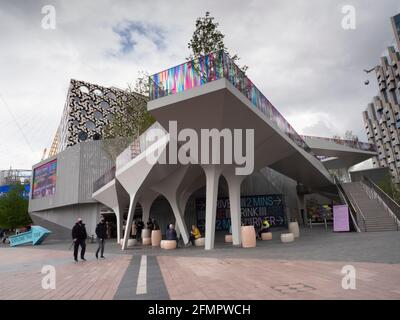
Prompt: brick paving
<box><xmin>0</xmin><ymin>247</ymin><xmax>131</xmax><ymax>300</ymax></box>
<box><xmin>1</xmin><ymin>227</ymin><xmax>400</xmax><ymax>300</ymax></box>
<box><xmin>157</xmin><ymin>256</ymin><xmax>400</xmax><ymax>300</ymax></box>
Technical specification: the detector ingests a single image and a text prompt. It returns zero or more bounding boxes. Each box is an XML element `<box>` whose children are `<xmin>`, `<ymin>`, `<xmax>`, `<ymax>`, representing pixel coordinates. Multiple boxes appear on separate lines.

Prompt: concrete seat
<box><xmin>127</xmin><ymin>239</ymin><xmax>137</xmax><ymax>247</ymax></box>
<box><xmin>288</xmin><ymin>222</ymin><xmax>300</xmax><ymax>238</ymax></box>
<box><xmin>261</xmin><ymin>232</ymin><xmax>272</xmax><ymax>241</ymax></box>
<box><xmin>151</xmin><ymin>230</ymin><xmax>162</xmax><ymax>247</ymax></box>
<box><xmin>194</xmin><ymin>237</ymin><xmax>205</xmax><ymax>247</ymax></box>
<box><xmin>161</xmin><ymin>240</ymin><xmax>177</xmax><ymax>250</ymax></box>
<box><xmin>142</xmin><ymin>237</ymin><xmax>151</xmax><ymax>245</ymax></box>
<box><xmin>225</xmin><ymin>234</ymin><xmax>233</xmax><ymax>243</ymax></box>
<box><xmin>241</xmin><ymin>226</ymin><xmax>256</xmax><ymax>248</ymax></box>
<box><xmin>280</xmin><ymin>233</ymin><xmax>294</xmax><ymax>243</ymax></box>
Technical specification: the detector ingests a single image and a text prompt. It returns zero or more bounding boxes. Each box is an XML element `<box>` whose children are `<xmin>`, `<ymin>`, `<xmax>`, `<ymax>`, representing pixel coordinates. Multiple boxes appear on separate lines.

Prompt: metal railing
<box><xmin>93</xmin><ymin>166</ymin><xmax>116</xmax><ymax>194</ymax></box>
<box><xmin>335</xmin><ymin>177</ymin><xmax>366</xmax><ymax>232</ymax></box>
<box><xmin>115</xmin><ymin>122</ymin><xmax>167</xmax><ymax>170</ymax></box>
<box><xmin>148</xmin><ymin>50</ymin><xmax>316</xmax><ymax>157</ymax></box>
<box><xmin>361</xmin><ymin>175</ymin><xmax>400</xmax><ymax>230</ymax></box>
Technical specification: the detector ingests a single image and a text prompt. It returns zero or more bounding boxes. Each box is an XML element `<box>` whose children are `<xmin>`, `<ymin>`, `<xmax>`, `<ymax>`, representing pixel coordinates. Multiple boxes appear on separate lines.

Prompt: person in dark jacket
<box><xmin>95</xmin><ymin>217</ymin><xmax>107</xmax><ymax>259</ymax></box>
<box><xmin>72</xmin><ymin>218</ymin><xmax>87</xmax><ymax>262</ymax></box>
<box><xmin>136</xmin><ymin>218</ymin><xmax>144</xmax><ymax>241</ymax></box>
<box><xmin>166</xmin><ymin>224</ymin><xmax>178</xmax><ymax>245</ymax></box>
<box><xmin>146</xmin><ymin>218</ymin><xmax>154</xmax><ymax>231</ymax></box>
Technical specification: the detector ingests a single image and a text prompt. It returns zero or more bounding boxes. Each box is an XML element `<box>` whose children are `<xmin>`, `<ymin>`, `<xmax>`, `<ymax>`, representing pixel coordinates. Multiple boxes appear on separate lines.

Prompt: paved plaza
<box><xmin>1</xmin><ymin>227</ymin><xmax>400</xmax><ymax>300</ymax></box>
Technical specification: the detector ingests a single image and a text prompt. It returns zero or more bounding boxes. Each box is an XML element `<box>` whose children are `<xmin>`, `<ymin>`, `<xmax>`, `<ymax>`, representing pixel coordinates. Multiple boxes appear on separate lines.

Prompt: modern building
<box><xmin>391</xmin><ymin>13</ymin><xmax>400</xmax><ymax>50</ymax></box>
<box><xmin>28</xmin><ymin>140</ymin><xmax>114</xmax><ymax>239</ymax></box>
<box><xmin>363</xmin><ymin>14</ymin><xmax>400</xmax><ymax>183</ymax></box>
<box><xmin>92</xmin><ymin>51</ymin><xmax>380</xmax><ymax>250</ymax></box>
<box><xmin>0</xmin><ymin>169</ymin><xmax>31</xmax><ymax>199</ymax></box>
<box><xmin>48</xmin><ymin>79</ymin><xmax>144</xmax><ymax>157</ymax></box>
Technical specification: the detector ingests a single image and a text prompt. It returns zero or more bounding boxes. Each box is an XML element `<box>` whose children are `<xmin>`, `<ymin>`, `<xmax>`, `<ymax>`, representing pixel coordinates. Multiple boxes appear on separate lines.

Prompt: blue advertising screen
<box><xmin>32</xmin><ymin>159</ymin><xmax>57</xmax><ymax>199</ymax></box>
<box><xmin>0</xmin><ymin>184</ymin><xmax>30</xmax><ymax>199</ymax></box>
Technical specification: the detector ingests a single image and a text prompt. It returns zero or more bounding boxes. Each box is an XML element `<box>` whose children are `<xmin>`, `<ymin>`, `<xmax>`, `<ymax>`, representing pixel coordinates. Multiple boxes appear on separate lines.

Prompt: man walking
<box><xmin>72</xmin><ymin>218</ymin><xmax>87</xmax><ymax>262</ymax></box>
<box><xmin>95</xmin><ymin>217</ymin><xmax>107</xmax><ymax>259</ymax></box>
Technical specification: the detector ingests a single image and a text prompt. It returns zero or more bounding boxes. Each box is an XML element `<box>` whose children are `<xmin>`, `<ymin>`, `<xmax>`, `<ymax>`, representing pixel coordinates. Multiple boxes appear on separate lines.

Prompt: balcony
<box><xmin>148</xmin><ymin>50</ymin><xmax>313</xmax><ymax>155</ymax></box>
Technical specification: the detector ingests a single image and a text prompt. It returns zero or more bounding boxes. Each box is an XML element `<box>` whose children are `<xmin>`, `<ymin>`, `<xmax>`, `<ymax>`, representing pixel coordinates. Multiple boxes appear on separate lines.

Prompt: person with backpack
<box><xmin>95</xmin><ymin>217</ymin><xmax>107</xmax><ymax>259</ymax></box>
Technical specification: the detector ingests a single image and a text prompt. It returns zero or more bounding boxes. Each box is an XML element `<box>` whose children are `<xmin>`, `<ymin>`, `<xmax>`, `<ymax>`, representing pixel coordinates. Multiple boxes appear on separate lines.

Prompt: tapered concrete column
<box><xmin>169</xmin><ymin>199</ymin><xmax>189</xmax><ymax>244</ymax></box>
<box><xmin>115</xmin><ymin>208</ymin><xmax>123</xmax><ymax>244</ymax></box>
<box><xmin>224</xmin><ymin>173</ymin><xmax>245</xmax><ymax>246</ymax></box>
<box><xmin>297</xmin><ymin>194</ymin><xmax>306</xmax><ymax>226</ymax></box>
<box><xmin>151</xmin><ymin>167</ymin><xmax>191</xmax><ymax>245</ymax></box>
<box><xmin>202</xmin><ymin>165</ymin><xmax>223</xmax><ymax>250</ymax></box>
<box><xmin>140</xmin><ymin>191</ymin><xmax>159</xmax><ymax>224</ymax></box>
<box><xmin>122</xmin><ymin>195</ymin><xmax>138</xmax><ymax>250</ymax></box>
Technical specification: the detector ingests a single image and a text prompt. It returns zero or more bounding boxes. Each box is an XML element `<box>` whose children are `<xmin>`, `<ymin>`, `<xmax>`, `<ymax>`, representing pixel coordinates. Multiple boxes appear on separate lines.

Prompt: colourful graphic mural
<box><xmin>149</xmin><ymin>50</ymin><xmax>312</xmax><ymax>154</ymax></box>
<box><xmin>32</xmin><ymin>159</ymin><xmax>57</xmax><ymax>199</ymax></box>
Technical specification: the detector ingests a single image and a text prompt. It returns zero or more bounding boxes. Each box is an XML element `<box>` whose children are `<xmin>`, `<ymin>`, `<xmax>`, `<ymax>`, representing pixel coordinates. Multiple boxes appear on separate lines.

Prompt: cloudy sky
<box><xmin>0</xmin><ymin>0</ymin><xmax>399</xmax><ymax>169</ymax></box>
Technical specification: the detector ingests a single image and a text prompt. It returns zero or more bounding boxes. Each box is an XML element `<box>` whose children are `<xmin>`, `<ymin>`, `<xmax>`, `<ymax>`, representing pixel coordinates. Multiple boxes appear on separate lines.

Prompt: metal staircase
<box><xmin>340</xmin><ymin>179</ymin><xmax>400</xmax><ymax>232</ymax></box>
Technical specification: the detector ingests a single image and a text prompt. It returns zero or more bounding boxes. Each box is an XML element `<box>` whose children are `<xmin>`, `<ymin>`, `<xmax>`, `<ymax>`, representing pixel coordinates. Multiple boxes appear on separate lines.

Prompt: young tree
<box><xmin>0</xmin><ymin>183</ymin><xmax>31</xmax><ymax>230</ymax></box>
<box><xmin>187</xmin><ymin>11</ymin><xmax>248</xmax><ymax>72</ymax></box>
<box><xmin>102</xmin><ymin>76</ymin><xmax>156</xmax><ymax>161</ymax></box>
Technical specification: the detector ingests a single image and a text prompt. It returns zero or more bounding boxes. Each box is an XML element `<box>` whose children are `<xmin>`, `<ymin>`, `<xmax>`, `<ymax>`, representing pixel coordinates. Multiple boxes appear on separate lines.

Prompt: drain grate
<box><xmin>271</xmin><ymin>283</ymin><xmax>316</xmax><ymax>295</ymax></box>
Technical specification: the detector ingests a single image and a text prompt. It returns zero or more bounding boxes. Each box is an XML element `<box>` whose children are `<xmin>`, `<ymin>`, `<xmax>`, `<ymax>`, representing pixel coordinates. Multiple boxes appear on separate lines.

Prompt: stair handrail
<box><xmin>361</xmin><ymin>175</ymin><xmax>400</xmax><ymax>231</ymax></box>
<box><xmin>346</xmin><ymin>189</ymin><xmax>368</xmax><ymax>232</ymax></box>
<box><xmin>334</xmin><ymin>177</ymin><xmax>364</xmax><ymax>232</ymax></box>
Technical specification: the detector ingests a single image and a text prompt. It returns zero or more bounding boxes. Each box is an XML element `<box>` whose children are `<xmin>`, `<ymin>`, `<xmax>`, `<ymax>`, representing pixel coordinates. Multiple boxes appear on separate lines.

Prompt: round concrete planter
<box><xmin>142</xmin><ymin>229</ymin><xmax>151</xmax><ymax>239</ymax></box>
<box><xmin>281</xmin><ymin>233</ymin><xmax>294</xmax><ymax>243</ymax></box>
<box><xmin>151</xmin><ymin>230</ymin><xmax>162</xmax><ymax>247</ymax></box>
<box><xmin>142</xmin><ymin>237</ymin><xmax>151</xmax><ymax>245</ymax></box>
<box><xmin>225</xmin><ymin>234</ymin><xmax>233</xmax><ymax>243</ymax></box>
<box><xmin>241</xmin><ymin>226</ymin><xmax>256</xmax><ymax>248</ymax></box>
<box><xmin>288</xmin><ymin>222</ymin><xmax>300</xmax><ymax>238</ymax></box>
<box><xmin>127</xmin><ymin>239</ymin><xmax>137</xmax><ymax>247</ymax></box>
<box><xmin>261</xmin><ymin>232</ymin><xmax>273</xmax><ymax>241</ymax></box>
<box><xmin>161</xmin><ymin>240</ymin><xmax>177</xmax><ymax>250</ymax></box>
<box><xmin>194</xmin><ymin>237</ymin><xmax>205</xmax><ymax>247</ymax></box>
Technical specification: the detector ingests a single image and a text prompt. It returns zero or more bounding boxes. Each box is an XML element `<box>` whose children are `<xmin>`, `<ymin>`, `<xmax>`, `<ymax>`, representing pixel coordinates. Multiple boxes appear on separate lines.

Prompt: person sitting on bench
<box><xmin>189</xmin><ymin>225</ymin><xmax>201</xmax><ymax>246</ymax></box>
<box><xmin>258</xmin><ymin>219</ymin><xmax>271</xmax><ymax>239</ymax></box>
<box><xmin>166</xmin><ymin>224</ymin><xmax>178</xmax><ymax>245</ymax></box>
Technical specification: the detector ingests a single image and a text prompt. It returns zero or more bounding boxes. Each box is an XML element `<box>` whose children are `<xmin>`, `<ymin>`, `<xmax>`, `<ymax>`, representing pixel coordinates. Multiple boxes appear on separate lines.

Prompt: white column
<box><xmin>122</xmin><ymin>195</ymin><xmax>137</xmax><ymax>250</ymax></box>
<box><xmin>115</xmin><ymin>208</ymin><xmax>122</xmax><ymax>244</ymax></box>
<box><xmin>225</xmin><ymin>174</ymin><xmax>244</xmax><ymax>246</ymax></box>
<box><xmin>297</xmin><ymin>194</ymin><xmax>306</xmax><ymax>226</ymax></box>
<box><xmin>202</xmin><ymin>166</ymin><xmax>223</xmax><ymax>250</ymax></box>
<box><xmin>170</xmin><ymin>199</ymin><xmax>189</xmax><ymax>245</ymax></box>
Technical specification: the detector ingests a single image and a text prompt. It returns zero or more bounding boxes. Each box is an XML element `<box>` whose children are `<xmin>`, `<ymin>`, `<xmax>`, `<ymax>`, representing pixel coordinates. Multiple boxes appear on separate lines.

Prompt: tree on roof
<box><xmin>187</xmin><ymin>11</ymin><xmax>248</xmax><ymax>72</ymax></box>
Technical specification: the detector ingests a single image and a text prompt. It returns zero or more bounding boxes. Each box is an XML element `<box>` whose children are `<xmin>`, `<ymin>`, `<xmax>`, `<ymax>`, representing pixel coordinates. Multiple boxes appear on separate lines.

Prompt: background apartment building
<box><xmin>363</xmin><ymin>14</ymin><xmax>400</xmax><ymax>183</ymax></box>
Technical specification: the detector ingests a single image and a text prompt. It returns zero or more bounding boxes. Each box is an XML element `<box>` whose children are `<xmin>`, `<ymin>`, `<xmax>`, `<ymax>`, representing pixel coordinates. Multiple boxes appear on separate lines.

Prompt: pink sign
<box><xmin>333</xmin><ymin>205</ymin><xmax>350</xmax><ymax>232</ymax></box>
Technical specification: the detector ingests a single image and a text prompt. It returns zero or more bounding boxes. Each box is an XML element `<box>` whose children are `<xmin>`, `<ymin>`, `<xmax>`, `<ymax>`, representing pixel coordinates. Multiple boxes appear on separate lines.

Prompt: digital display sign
<box><xmin>32</xmin><ymin>159</ymin><xmax>57</xmax><ymax>199</ymax></box>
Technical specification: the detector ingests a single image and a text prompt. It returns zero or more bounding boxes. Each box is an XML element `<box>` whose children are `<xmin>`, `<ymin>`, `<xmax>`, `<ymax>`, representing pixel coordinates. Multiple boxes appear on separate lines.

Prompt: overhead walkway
<box><xmin>302</xmin><ymin>135</ymin><xmax>377</xmax><ymax>170</ymax></box>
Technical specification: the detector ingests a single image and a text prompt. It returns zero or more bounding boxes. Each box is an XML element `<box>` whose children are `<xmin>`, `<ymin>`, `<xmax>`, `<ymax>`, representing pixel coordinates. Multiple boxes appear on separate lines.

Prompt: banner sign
<box><xmin>196</xmin><ymin>194</ymin><xmax>287</xmax><ymax>232</ymax></box>
<box><xmin>32</xmin><ymin>159</ymin><xmax>57</xmax><ymax>199</ymax></box>
<box><xmin>0</xmin><ymin>184</ymin><xmax>30</xmax><ymax>199</ymax></box>
<box><xmin>333</xmin><ymin>205</ymin><xmax>350</xmax><ymax>232</ymax></box>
